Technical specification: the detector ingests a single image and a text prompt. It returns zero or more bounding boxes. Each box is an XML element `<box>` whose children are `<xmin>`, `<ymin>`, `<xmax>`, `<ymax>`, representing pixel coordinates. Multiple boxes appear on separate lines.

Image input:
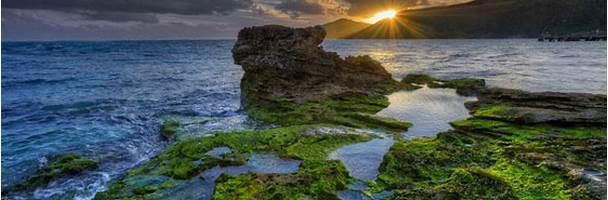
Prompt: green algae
<box><xmin>432</xmin><ymin>78</ymin><xmax>486</xmax><ymax>96</ymax></box>
<box><xmin>375</xmin><ymin>116</ymin><xmax>606</xmax><ymax>199</ymax></box>
<box><xmin>488</xmin><ymin>159</ymin><xmax>569</xmax><ymax>199</ymax></box>
<box><xmin>286</xmin><ymin>134</ymin><xmax>372</xmax><ymax>161</ymax></box>
<box><xmin>388</xmin><ymin>168</ymin><xmax>516</xmax><ymax>200</ymax></box>
<box><xmin>95</xmin><ymin>125</ymin><xmax>372</xmax><ymax>199</ymax></box>
<box><xmin>451</xmin><ymin>118</ymin><xmax>607</xmax><ymax>142</ymax></box>
<box><xmin>377</xmin><ymin>133</ymin><xmax>494</xmax><ymax>191</ymax></box>
<box><xmin>214</xmin><ymin>160</ymin><xmax>351</xmax><ymax>200</ymax></box>
<box><xmin>401</xmin><ymin>74</ymin><xmax>436</xmax><ymax>85</ymax></box>
<box><xmin>144</xmin><ymin>125</ymin><xmax>369</xmax><ymax>179</ymax></box>
<box><xmin>160</xmin><ymin>120</ymin><xmax>180</xmax><ymax>140</ymax></box>
<box><xmin>472</xmin><ymin>103</ymin><xmax>521</xmax><ymax>121</ymax></box>
<box><xmin>334</xmin><ymin>113</ymin><xmax>412</xmax><ymax>132</ymax></box>
<box><xmin>9</xmin><ymin>154</ymin><xmax>97</xmax><ymax>192</ymax></box>
<box><xmin>246</xmin><ymin>96</ymin><xmax>411</xmax><ymax>132</ymax></box>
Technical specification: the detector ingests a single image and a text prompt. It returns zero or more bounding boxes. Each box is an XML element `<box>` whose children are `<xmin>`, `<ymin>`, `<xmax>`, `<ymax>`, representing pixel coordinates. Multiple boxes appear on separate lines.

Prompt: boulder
<box><xmin>232</xmin><ymin>25</ymin><xmax>398</xmax><ymax>108</ymax></box>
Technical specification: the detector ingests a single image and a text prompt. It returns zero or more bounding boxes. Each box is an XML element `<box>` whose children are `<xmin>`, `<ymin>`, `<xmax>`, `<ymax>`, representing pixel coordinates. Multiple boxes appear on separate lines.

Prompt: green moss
<box><xmin>377</xmin><ymin>114</ymin><xmax>605</xmax><ymax>199</ymax></box>
<box><xmin>450</xmin><ymin>119</ymin><xmax>510</xmax><ymax>131</ymax></box>
<box><xmin>401</xmin><ymin>74</ymin><xmax>436</xmax><ymax>85</ymax></box>
<box><xmin>378</xmin><ymin>137</ymin><xmax>572</xmax><ymax>199</ymax></box>
<box><xmin>214</xmin><ymin>160</ymin><xmax>350</xmax><ymax>199</ymax></box>
<box><xmin>10</xmin><ymin>154</ymin><xmax>97</xmax><ymax>192</ymax></box>
<box><xmin>488</xmin><ymin>159</ymin><xmax>569</xmax><ymax>199</ymax></box>
<box><xmin>97</xmin><ymin>125</ymin><xmax>372</xmax><ymax>199</ymax></box>
<box><xmin>377</xmin><ymin>134</ymin><xmax>494</xmax><ymax>191</ymax></box>
<box><xmin>430</xmin><ymin>78</ymin><xmax>486</xmax><ymax>96</ymax></box>
<box><xmin>160</xmin><ymin>120</ymin><xmax>180</xmax><ymax>140</ymax></box>
<box><xmin>334</xmin><ymin>113</ymin><xmax>411</xmax><ymax>132</ymax></box>
<box><xmin>286</xmin><ymin>134</ymin><xmax>372</xmax><ymax>160</ymax></box>
<box><xmin>451</xmin><ymin>118</ymin><xmax>607</xmax><ymax>142</ymax></box>
<box><xmin>558</xmin><ymin>128</ymin><xmax>607</xmax><ymax>140</ymax></box>
<box><xmin>246</xmin><ymin>96</ymin><xmax>411</xmax><ymax>132</ymax></box>
<box><xmin>144</xmin><ymin>125</ymin><xmax>370</xmax><ymax>179</ymax></box>
<box><xmin>472</xmin><ymin>103</ymin><xmax>527</xmax><ymax>122</ymax></box>
<box><xmin>391</xmin><ymin>168</ymin><xmax>516</xmax><ymax>200</ymax></box>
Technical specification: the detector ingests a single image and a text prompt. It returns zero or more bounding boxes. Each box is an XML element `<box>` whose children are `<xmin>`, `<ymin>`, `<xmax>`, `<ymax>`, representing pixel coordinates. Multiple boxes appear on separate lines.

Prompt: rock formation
<box><xmin>467</xmin><ymin>88</ymin><xmax>607</xmax><ymax>124</ymax></box>
<box><xmin>232</xmin><ymin>25</ymin><xmax>398</xmax><ymax>108</ymax></box>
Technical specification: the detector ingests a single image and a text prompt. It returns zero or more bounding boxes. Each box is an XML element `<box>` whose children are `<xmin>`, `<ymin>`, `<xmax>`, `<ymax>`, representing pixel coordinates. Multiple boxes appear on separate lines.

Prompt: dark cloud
<box><xmin>80</xmin><ymin>12</ymin><xmax>159</xmax><ymax>23</ymax></box>
<box><xmin>275</xmin><ymin>0</ymin><xmax>325</xmax><ymax>18</ymax></box>
<box><xmin>2</xmin><ymin>10</ymin><xmax>244</xmax><ymax>41</ymax></box>
<box><xmin>3</xmin><ymin>0</ymin><xmax>253</xmax><ymax>15</ymax></box>
<box><xmin>345</xmin><ymin>0</ymin><xmax>431</xmax><ymax>16</ymax></box>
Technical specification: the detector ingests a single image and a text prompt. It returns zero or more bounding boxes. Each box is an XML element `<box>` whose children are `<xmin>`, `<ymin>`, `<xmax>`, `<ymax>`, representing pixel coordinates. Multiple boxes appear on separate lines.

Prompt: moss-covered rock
<box><xmin>160</xmin><ymin>120</ymin><xmax>180</xmax><ymax>140</ymax></box>
<box><xmin>401</xmin><ymin>74</ymin><xmax>486</xmax><ymax>96</ymax></box>
<box><xmin>375</xmin><ymin>113</ymin><xmax>607</xmax><ymax>199</ymax></box>
<box><xmin>9</xmin><ymin>154</ymin><xmax>97</xmax><ymax>192</ymax></box>
<box><xmin>246</xmin><ymin>96</ymin><xmax>411</xmax><ymax>132</ymax></box>
<box><xmin>214</xmin><ymin>160</ymin><xmax>351</xmax><ymax>199</ymax></box>
<box><xmin>95</xmin><ymin>125</ymin><xmax>372</xmax><ymax>199</ymax></box>
<box><xmin>467</xmin><ymin>88</ymin><xmax>606</xmax><ymax>124</ymax></box>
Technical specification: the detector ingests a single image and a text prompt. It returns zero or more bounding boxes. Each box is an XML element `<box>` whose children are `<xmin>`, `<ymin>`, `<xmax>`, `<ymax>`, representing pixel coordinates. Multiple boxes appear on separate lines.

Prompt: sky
<box><xmin>2</xmin><ymin>0</ymin><xmax>467</xmax><ymax>41</ymax></box>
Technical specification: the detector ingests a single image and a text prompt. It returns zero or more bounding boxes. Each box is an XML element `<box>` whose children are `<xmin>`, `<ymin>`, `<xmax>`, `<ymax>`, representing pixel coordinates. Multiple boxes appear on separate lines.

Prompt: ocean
<box><xmin>2</xmin><ymin>39</ymin><xmax>606</xmax><ymax>199</ymax></box>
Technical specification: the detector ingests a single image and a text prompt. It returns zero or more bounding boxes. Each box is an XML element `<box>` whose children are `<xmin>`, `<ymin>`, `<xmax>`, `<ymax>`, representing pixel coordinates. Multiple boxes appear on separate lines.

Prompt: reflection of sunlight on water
<box><xmin>378</xmin><ymin>87</ymin><xmax>477</xmax><ymax>139</ymax></box>
<box><xmin>366</xmin><ymin>50</ymin><xmax>400</xmax><ymax>73</ymax></box>
<box><xmin>323</xmin><ymin>40</ymin><xmax>607</xmax><ymax>94</ymax></box>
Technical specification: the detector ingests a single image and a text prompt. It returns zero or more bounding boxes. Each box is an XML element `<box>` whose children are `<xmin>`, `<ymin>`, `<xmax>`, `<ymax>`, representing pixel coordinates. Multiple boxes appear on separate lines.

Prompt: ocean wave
<box><xmin>3</xmin><ymin>78</ymin><xmax>78</xmax><ymax>88</ymax></box>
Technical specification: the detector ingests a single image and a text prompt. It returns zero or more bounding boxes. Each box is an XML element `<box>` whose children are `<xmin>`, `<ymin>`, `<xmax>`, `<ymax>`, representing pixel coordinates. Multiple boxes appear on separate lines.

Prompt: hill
<box><xmin>322</xmin><ymin>18</ymin><xmax>370</xmax><ymax>39</ymax></box>
<box><xmin>338</xmin><ymin>0</ymin><xmax>607</xmax><ymax>39</ymax></box>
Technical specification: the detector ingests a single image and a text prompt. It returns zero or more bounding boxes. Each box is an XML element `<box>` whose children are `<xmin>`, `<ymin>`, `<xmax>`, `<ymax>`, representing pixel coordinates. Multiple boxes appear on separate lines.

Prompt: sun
<box><xmin>367</xmin><ymin>10</ymin><xmax>398</xmax><ymax>23</ymax></box>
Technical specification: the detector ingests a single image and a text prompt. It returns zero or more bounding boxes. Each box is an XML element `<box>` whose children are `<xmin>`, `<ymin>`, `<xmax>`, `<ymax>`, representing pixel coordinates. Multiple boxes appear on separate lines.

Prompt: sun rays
<box><xmin>366</xmin><ymin>10</ymin><xmax>398</xmax><ymax>23</ymax></box>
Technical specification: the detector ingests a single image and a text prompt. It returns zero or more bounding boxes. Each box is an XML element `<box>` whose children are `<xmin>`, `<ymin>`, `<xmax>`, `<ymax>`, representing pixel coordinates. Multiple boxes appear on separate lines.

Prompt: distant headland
<box><xmin>322</xmin><ymin>0</ymin><xmax>607</xmax><ymax>39</ymax></box>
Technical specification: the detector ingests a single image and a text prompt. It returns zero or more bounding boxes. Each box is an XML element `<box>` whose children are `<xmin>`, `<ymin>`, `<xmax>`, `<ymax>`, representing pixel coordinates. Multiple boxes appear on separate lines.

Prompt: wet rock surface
<box><xmin>467</xmin><ymin>88</ymin><xmax>607</xmax><ymax>124</ymax></box>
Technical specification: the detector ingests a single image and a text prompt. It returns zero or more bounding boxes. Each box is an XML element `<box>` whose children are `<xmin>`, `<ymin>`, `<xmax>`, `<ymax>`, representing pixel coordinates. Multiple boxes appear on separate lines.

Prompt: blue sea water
<box><xmin>2</xmin><ymin>40</ymin><xmax>606</xmax><ymax>199</ymax></box>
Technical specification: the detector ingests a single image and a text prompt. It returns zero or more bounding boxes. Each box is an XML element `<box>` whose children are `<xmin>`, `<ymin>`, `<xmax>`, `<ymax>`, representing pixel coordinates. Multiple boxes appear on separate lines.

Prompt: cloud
<box><xmin>80</xmin><ymin>12</ymin><xmax>159</xmax><ymax>23</ymax></box>
<box><xmin>3</xmin><ymin>0</ymin><xmax>254</xmax><ymax>15</ymax></box>
<box><xmin>275</xmin><ymin>0</ymin><xmax>325</xmax><ymax>18</ymax></box>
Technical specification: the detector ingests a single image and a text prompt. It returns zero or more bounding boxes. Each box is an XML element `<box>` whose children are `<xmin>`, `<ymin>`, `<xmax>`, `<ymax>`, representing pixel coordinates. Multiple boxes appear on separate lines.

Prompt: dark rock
<box><xmin>232</xmin><ymin>25</ymin><xmax>399</xmax><ymax>107</ymax></box>
<box><xmin>401</xmin><ymin>74</ymin><xmax>485</xmax><ymax>96</ymax></box>
<box><xmin>467</xmin><ymin>88</ymin><xmax>607</xmax><ymax>124</ymax></box>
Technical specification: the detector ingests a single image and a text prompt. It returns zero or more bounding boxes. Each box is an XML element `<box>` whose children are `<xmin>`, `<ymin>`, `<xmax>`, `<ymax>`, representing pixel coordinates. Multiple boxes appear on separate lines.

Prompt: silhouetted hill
<box><xmin>322</xmin><ymin>18</ymin><xmax>370</xmax><ymax>39</ymax></box>
<box><xmin>339</xmin><ymin>0</ymin><xmax>606</xmax><ymax>39</ymax></box>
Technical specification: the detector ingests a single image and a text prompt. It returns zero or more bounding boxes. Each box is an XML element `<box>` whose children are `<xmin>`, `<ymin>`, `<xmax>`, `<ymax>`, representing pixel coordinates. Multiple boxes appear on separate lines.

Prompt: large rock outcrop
<box><xmin>232</xmin><ymin>25</ymin><xmax>399</xmax><ymax>108</ymax></box>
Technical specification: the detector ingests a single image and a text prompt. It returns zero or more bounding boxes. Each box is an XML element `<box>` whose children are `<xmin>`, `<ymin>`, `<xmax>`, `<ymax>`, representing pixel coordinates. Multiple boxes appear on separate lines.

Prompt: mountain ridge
<box><xmin>323</xmin><ymin>0</ymin><xmax>606</xmax><ymax>39</ymax></box>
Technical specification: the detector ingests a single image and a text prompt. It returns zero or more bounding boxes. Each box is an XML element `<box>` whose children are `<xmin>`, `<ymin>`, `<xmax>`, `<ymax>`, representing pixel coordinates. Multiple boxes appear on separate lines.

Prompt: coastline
<box><xmin>2</xmin><ymin>27</ymin><xmax>606</xmax><ymax>199</ymax></box>
<box><xmin>91</xmin><ymin>26</ymin><xmax>607</xmax><ymax>199</ymax></box>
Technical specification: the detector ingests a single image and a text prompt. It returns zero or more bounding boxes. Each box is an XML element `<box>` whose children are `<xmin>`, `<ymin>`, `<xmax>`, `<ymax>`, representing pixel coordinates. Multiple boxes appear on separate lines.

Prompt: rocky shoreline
<box><xmin>8</xmin><ymin>25</ymin><xmax>606</xmax><ymax>199</ymax></box>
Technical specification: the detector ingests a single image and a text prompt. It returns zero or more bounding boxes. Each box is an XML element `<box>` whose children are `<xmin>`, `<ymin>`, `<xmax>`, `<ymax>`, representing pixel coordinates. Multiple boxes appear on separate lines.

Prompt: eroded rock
<box><xmin>232</xmin><ymin>25</ymin><xmax>399</xmax><ymax>107</ymax></box>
